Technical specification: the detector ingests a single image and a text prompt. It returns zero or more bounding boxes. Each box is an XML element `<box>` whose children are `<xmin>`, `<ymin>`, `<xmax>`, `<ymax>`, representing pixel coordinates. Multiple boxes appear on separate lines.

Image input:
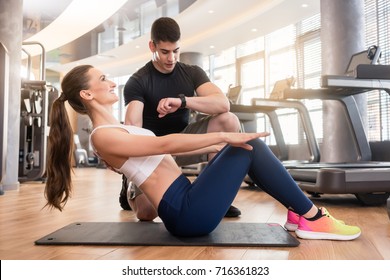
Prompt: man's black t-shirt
<box><xmin>123</xmin><ymin>61</ymin><xmax>210</xmax><ymax>136</ymax></box>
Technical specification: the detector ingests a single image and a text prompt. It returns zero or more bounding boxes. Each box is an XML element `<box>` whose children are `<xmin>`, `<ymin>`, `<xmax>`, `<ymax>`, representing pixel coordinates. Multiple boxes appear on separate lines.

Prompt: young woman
<box><xmin>45</xmin><ymin>65</ymin><xmax>361</xmax><ymax>240</ymax></box>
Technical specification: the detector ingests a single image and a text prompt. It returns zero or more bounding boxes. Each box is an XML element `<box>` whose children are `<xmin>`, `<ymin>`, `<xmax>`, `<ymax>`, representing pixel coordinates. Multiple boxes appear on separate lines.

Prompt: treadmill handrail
<box><xmin>231</xmin><ymin>99</ymin><xmax>321</xmax><ymax>163</ymax></box>
<box><xmin>321</xmin><ymin>75</ymin><xmax>390</xmax><ymax>94</ymax></box>
<box><xmin>251</xmin><ymin>98</ymin><xmax>320</xmax><ymax>163</ymax></box>
<box><xmin>283</xmin><ymin>88</ymin><xmax>371</xmax><ymax>161</ymax></box>
<box><xmin>283</xmin><ymin>76</ymin><xmax>390</xmax><ymax>161</ymax></box>
<box><xmin>230</xmin><ymin>104</ymin><xmax>289</xmax><ymax>161</ymax></box>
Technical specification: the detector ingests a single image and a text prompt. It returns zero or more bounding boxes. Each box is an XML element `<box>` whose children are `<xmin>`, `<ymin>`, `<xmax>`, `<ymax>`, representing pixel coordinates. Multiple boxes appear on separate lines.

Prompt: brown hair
<box><xmin>45</xmin><ymin>65</ymin><xmax>93</xmax><ymax>211</ymax></box>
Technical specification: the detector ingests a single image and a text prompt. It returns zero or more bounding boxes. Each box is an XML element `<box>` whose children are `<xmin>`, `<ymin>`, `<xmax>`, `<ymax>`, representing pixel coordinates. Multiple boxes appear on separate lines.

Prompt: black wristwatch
<box><xmin>178</xmin><ymin>94</ymin><xmax>186</xmax><ymax>109</ymax></box>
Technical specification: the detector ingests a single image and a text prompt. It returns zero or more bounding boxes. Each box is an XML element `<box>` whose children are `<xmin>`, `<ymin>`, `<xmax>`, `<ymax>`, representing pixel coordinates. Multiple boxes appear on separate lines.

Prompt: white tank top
<box><xmin>90</xmin><ymin>124</ymin><xmax>165</xmax><ymax>186</ymax></box>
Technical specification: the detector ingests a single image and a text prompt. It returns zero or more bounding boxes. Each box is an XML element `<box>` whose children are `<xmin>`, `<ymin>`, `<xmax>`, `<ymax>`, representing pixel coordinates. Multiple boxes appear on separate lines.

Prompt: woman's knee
<box><xmin>249</xmin><ymin>138</ymin><xmax>269</xmax><ymax>152</ymax></box>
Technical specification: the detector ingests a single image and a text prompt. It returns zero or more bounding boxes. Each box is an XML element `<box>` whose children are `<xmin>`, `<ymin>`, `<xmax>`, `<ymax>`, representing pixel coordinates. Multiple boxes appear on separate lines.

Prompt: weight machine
<box><xmin>19</xmin><ymin>42</ymin><xmax>58</xmax><ymax>182</ymax></box>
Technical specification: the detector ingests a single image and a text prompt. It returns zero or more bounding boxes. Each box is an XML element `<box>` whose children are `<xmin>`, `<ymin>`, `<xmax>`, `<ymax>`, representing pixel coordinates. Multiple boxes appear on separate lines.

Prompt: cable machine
<box><xmin>19</xmin><ymin>42</ymin><xmax>58</xmax><ymax>182</ymax></box>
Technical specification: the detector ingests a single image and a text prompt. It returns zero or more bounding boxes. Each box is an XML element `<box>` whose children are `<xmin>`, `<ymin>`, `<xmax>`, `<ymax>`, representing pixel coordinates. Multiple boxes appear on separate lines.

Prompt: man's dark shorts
<box><xmin>174</xmin><ymin>115</ymin><xmax>212</xmax><ymax>166</ymax></box>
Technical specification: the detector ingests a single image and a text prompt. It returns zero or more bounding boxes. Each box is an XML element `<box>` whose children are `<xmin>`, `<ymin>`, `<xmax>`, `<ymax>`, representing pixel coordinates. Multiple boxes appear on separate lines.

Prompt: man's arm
<box><xmin>188</xmin><ymin>81</ymin><xmax>230</xmax><ymax>114</ymax></box>
<box><xmin>156</xmin><ymin>82</ymin><xmax>230</xmax><ymax>118</ymax></box>
<box><xmin>125</xmin><ymin>100</ymin><xmax>144</xmax><ymax>126</ymax></box>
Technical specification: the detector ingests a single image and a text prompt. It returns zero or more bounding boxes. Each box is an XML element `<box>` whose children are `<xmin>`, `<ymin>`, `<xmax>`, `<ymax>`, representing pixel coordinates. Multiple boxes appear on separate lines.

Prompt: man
<box><xmin>120</xmin><ymin>17</ymin><xmax>242</xmax><ymax>219</ymax></box>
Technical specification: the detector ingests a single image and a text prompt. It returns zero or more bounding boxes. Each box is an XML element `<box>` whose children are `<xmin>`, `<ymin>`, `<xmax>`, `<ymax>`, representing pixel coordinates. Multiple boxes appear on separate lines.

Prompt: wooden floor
<box><xmin>1</xmin><ymin>167</ymin><xmax>390</xmax><ymax>260</ymax></box>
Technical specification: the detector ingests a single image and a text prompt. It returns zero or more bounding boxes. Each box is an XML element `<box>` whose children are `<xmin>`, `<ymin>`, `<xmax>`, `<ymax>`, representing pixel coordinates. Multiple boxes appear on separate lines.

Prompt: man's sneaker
<box><xmin>284</xmin><ymin>209</ymin><xmax>300</xmax><ymax>231</ymax></box>
<box><xmin>295</xmin><ymin>207</ymin><xmax>361</xmax><ymax>240</ymax></box>
<box><xmin>119</xmin><ymin>175</ymin><xmax>132</xmax><ymax>210</ymax></box>
<box><xmin>225</xmin><ymin>205</ymin><xmax>241</xmax><ymax>217</ymax></box>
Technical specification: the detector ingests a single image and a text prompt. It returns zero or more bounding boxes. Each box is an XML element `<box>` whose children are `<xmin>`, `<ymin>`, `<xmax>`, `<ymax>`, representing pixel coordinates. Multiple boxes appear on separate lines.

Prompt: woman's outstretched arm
<box><xmin>91</xmin><ymin>128</ymin><xmax>269</xmax><ymax>169</ymax></box>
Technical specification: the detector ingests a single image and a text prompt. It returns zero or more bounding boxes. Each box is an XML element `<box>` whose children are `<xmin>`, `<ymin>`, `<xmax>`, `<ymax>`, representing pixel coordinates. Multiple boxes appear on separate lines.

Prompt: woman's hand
<box><xmin>223</xmin><ymin>132</ymin><xmax>270</xmax><ymax>150</ymax></box>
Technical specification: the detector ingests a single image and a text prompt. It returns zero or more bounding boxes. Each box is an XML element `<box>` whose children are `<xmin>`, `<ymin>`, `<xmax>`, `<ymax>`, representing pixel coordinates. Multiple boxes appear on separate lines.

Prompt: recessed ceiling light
<box><xmin>251</xmin><ymin>28</ymin><xmax>258</xmax><ymax>32</ymax></box>
<box><xmin>135</xmin><ymin>45</ymin><xmax>140</xmax><ymax>49</ymax></box>
<box><xmin>97</xmin><ymin>54</ymin><xmax>117</xmax><ymax>59</ymax></box>
<box><xmin>209</xmin><ymin>45</ymin><xmax>215</xmax><ymax>49</ymax></box>
<box><xmin>302</xmin><ymin>4</ymin><xmax>308</xmax><ymax>8</ymax></box>
<box><xmin>208</xmin><ymin>10</ymin><xmax>214</xmax><ymax>14</ymax></box>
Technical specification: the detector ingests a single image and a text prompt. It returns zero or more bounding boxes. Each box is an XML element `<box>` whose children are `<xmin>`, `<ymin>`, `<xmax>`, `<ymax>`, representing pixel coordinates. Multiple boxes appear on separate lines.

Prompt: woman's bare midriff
<box><xmin>138</xmin><ymin>155</ymin><xmax>182</xmax><ymax>209</ymax></box>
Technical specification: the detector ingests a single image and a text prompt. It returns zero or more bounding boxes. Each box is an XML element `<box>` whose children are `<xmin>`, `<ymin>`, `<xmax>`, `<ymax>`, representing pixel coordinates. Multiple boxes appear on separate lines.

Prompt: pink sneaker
<box><xmin>284</xmin><ymin>208</ymin><xmax>346</xmax><ymax>232</ymax></box>
<box><xmin>295</xmin><ymin>207</ymin><xmax>361</xmax><ymax>240</ymax></box>
<box><xmin>284</xmin><ymin>209</ymin><xmax>299</xmax><ymax>231</ymax></box>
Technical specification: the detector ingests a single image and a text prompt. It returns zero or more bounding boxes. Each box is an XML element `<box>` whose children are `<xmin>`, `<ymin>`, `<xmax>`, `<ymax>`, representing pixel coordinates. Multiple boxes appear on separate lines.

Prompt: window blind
<box><xmin>365</xmin><ymin>0</ymin><xmax>390</xmax><ymax>141</ymax></box>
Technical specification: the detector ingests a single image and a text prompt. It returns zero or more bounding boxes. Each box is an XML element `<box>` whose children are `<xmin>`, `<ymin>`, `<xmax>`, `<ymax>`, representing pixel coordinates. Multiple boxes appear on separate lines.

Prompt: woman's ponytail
<box><xmin>44</xmin><ymin>96</ymin><xmax>73</xmax><ymax>211</ymax></box>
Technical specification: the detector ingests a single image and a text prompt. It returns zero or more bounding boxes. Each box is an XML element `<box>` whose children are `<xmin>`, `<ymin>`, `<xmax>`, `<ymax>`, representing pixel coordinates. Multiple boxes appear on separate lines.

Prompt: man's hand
<box><xmin>157</xmin><ymin>97</ymin><xmax>182</xmax><ymax>118</ymax></box>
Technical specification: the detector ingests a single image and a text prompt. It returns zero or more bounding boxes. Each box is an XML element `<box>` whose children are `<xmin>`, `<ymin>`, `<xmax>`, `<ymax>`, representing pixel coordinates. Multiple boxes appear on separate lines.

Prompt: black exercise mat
<box><xmin>35</xmin><ymin>222</ymin><xmax>299</xmax><ymax>247</ymax></box>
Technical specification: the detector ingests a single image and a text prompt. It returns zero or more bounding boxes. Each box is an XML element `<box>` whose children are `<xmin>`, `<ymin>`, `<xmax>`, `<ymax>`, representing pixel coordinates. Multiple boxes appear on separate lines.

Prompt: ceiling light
<box><xmin>301</xmin><ymin>4</ymin><xmax>308</xmax><ymax>8</ymax></box>
<box><xmin>97</xmin><ymin>54</ymin><xmax>117</xmax><ymax>59</ymax></box>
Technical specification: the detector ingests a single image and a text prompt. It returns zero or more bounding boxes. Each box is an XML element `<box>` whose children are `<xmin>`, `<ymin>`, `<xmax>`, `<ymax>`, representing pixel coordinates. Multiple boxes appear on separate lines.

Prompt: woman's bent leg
<box><xmin>158</xmin><ymin>138</ymin><xmax>314</xmax><ymax>237</ymax></box>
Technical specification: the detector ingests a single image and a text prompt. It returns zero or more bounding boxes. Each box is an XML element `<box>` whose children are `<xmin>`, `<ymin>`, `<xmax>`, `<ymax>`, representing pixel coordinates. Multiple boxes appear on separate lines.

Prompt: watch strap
<box><xmin>178</xmin><ymin>94</ymin><xmax>186</xmax><ymax>109</ymax></box>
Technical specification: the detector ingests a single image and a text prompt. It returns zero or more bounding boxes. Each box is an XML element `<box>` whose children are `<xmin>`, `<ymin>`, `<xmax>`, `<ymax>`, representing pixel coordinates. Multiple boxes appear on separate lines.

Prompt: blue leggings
<box><xmin>157</xmin><ymin>138</ymin><xmax>314</xmax><ymax>237</ymax></box>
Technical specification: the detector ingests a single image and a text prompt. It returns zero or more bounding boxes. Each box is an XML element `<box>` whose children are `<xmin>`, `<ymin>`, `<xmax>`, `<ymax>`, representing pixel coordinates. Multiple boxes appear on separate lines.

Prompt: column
<box><xmin>321</xmin><ymin>0</ymin><xmax>366</xmax><ymax>162</ymax></box>
<box><xmin>0</xmin><ymin>0</ymin><xmax>23</xmax><ymax>191</ymax></box>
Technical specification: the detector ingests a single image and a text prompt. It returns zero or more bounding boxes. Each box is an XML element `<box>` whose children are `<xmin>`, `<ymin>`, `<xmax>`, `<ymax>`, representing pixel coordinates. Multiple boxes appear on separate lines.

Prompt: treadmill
<box><xmin>281</xmin><ymin>65</ymin><xmax>390</xmax><ymax>205</ymax></box>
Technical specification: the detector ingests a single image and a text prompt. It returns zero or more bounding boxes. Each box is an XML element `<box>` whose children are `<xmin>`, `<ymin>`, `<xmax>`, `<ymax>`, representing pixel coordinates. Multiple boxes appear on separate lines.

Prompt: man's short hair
<box><xmin>151</xmin><ymin>17</ymin><xmax>181</xmax><ymax>43</ymax></box>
